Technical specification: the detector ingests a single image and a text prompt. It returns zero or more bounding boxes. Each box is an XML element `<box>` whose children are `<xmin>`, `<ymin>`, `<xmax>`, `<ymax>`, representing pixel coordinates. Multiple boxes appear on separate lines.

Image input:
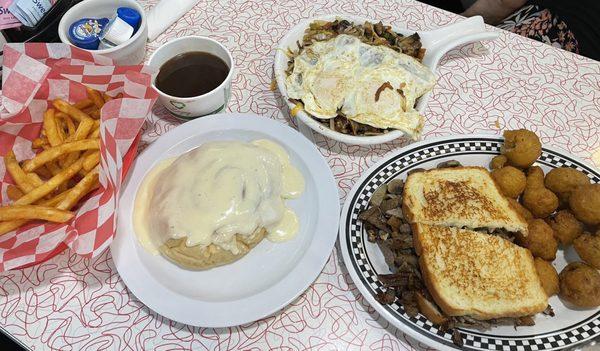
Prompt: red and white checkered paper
<box><xmin>0</xmin><ymin>43</ymin><xmax>158</xmax><ymax>272</ymax></box>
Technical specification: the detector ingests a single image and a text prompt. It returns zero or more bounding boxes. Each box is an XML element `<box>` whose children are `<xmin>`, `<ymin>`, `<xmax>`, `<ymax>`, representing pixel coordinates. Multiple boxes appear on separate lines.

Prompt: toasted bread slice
<box><xmin>403</xmin><ymin>167</ymin><xmax>528</xmax><ymax>235</ymax></box>
<box><xmin>414</xmin><ymin>223</ymin><xmax>547</xmax><ymax>320</ymax></box>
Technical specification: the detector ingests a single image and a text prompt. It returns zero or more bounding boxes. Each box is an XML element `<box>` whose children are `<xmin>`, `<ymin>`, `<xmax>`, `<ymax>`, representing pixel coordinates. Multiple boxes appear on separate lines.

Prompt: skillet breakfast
<box><xmin>285</xmin><ymin>19</ymin><xmax>436</xmax><ymax>138</ymax></box>
<box><xmin>133</xmin><ymin>139</ymin><xmax>305</xmax><ymax>270</ymax></box>
<box><xmin>359</xmin><ymin>129</ymin><xmax>600</xmax><ymax>347</ymax></box>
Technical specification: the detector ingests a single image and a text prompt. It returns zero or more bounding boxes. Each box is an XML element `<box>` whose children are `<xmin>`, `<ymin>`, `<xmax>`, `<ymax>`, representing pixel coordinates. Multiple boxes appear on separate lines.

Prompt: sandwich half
<box><xmin>402</xmin><ymin>166</ymin><xmax>528</xmax><ymax>235</ymax></box>
<box><xmin>414</xmin><ymin>223</ymin><xmax>547</xmax><ymax>319</ymax></box>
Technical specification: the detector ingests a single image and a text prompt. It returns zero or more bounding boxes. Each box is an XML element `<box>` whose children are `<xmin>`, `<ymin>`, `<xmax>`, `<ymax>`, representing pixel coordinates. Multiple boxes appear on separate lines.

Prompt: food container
<box><xmin>0</xmin><ymin>43</ymin><xmax>158</xmax><ymax>272</ymax></box>
<box><xmin>274</xmin><ymin>15</ymin><xmax>499</xmax><ymax>145</ymax></box>
<box><xmin>57</xmin><ymin>0</ymin><xmax>147</xmax><ymax>65</ymax></box>
<box><xmin>148</xmin><ymin>36</ymin><xmax>234</xmax><ymax>119</ymax></box>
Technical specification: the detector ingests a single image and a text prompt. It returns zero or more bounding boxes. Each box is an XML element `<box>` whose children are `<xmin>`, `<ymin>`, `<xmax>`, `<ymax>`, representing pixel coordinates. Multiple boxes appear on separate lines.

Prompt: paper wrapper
<box><xmin>0</xmin><ymin>0</ymin><xmax>21</xmax><ymax>30</ymax></box>
<box><xmin>0</xmin><ymin>43</ymin><xmax>158</xmax><ymax>271</ymax></box>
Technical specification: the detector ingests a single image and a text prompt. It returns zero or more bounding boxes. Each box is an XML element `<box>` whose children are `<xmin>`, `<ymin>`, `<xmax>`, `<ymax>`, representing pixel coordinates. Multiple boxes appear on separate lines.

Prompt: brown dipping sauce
<box><xmin>155</xmin><ymin>52</ymin><xmax>229</xmax><ymax>98</ymax></box>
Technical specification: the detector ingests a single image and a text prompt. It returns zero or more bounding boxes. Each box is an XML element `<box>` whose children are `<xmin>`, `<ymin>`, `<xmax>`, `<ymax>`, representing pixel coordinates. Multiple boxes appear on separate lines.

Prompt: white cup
<box><xmin>148</xmin><ymin>36</ymin><xmax>234</xmax><ymax>120</ymax></box>
<box><xmin>58</xmin><ymin>0</ymin><xmax>148</xmax><ymax>65</ymax></box>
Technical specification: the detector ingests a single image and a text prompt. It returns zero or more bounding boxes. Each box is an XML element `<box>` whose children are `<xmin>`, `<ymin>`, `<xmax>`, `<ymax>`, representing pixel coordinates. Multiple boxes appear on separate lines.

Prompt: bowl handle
<box><xmin>418</xmin><ymin>16</ymin><xmax>500</xmax><ymax>69</ymax></box>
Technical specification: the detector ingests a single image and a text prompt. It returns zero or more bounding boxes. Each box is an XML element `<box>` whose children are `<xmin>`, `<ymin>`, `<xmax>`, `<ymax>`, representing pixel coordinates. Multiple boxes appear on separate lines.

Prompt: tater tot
<box><xmin>519</xmin><ymin>219</ymin><xmax>558</xmax><ymax>260</ymax></box>
<box><xmin>573</xmin><ymin>233</ymin><xmax>600</xmax><ymax>269</ymax></box>
<box><xmin>545</xmin><ymin>167</ymin><xmax>590</xmax><ymax>203</ymax></box>
<box><xmin>569</xmin><ymin>184</ymin><xmax>600</xmax><ymax>225</ymax></box>
<box><xmin>534</xmin><ymin>258</ymin><xmax>559</xmax><ymax>297</ymax></box>
<box><xmin>559</xmin><ymin>262</ymin><xmax>600</xmax><ymax>308</ymax></box>
<box><xmin>490</xmin><ymin>155</ymin><xmax>507</xmax><ymax>170</ymax></box>
<box><xmin>502</xmin><ymin>129</ymin><xmax>542</xmax><ymax>168</ymax></box>
<box><xmin>546</xmin><ymin>210</ymin><xmax>583</xmax><ymax>246</ymax></box>
<box><xmin>523</xmin><ymin>167</ymin><xmax>559</xmax><ymax>218</ymax></box>
<box><xmin>492</xmin><ymin>166</ymin><xmax>526</xmax><ymax>198</ymax></box>
<box><xmin>507</xmin><ymin>197</ymin><xmax>534</xmax><ymax>221</ymax></box>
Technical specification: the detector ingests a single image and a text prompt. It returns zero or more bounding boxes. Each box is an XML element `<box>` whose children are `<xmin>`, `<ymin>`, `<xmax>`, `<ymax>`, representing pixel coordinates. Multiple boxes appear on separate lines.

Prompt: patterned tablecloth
<box><xmin>1</xmin><ymin>0</ymin><xmax>599</xmax><ymax>350</ymax></box>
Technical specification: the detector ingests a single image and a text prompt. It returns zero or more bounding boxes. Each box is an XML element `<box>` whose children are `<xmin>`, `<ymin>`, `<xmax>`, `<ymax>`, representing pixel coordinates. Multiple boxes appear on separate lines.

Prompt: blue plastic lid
<box><xmin>69</xmin><ymin>18</ymin><xmax>109</xmax><ymax>50</ymax></box>
<box><xmin>117</xmin><ymin>7</ymin><xmax>141</xmax><ymax>31</ymax></box>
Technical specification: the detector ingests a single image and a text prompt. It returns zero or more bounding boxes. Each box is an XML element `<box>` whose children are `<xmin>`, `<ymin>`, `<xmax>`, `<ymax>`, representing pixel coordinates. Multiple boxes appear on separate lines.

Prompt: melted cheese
<box><xmin>133</xmin><ymin>139</ymin><xmax>305</xmax><ymax>255</ymax></box>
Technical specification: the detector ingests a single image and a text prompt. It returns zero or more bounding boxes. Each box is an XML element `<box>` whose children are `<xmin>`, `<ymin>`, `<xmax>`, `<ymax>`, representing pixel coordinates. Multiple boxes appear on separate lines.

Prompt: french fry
<box><xmin>7</xmin><ymin>185</ymin><xmax>24</xmax><ymax>201</ymax></box>
<box><xmin>0</xmin><ymin>220</ymin><xmax>28</xmax><ymax>236</ymax></box>
<box><xmin>73</xmin><ymin>118</ymin><xmax>95</xmax><ymax>140</ymax></box>
<box><xmin>57</xmin><ymin>167</ymin><xmax>99</xmax><ymax>210</ymax></box>
<box><xmin>53</xmin><ymin>99</ymin><xmax>92</xmax><ymax>122</ymax></box>
<box><xmin>22</xmin><ymin>139</ymin><xmax>100</xmax><ymax>172</ymax></box>
<box><xmin>56</xmin><ymin>119</ymin><xmax>68</xmax><ymax>142</ymax></box>
<box><xmin>82</xmin><ymin>149</ymin><xmax>95</xmax><ymax>157</ymax></box>
<box><xmin>0</xmin><ymin>205</ymin><xmax>73</xmax><ymax>222</ymax></box>
<box><xmin>43</xmin><ymin>109</ymin><xmax>63</xmax><ymax>146</ymax></box>
<box><xmin>87</xmin><ymin>87</ymin><xmax>105</xmax><ymax>109</ymax></box>
<box><xmin>57</xmin><ymin>181</ymin><xmax>68</xmax><ymax>193</ymax></box>
<box><xmin>89</xmin><ymin>110</ymin><xmax>101</xmax><ymax>119</ymax></box>
<box><xmin>14</xmin><ymin>158</ymin><xmax>84</xmax><ymax>206</ymax></box>
<box><xmin>0</xmin><ymin>189</ymin><xmax>70</xmax><ymax>235</ymax></box>
<box><xmin>37</xmin><ymin>188</ymin><xmax>71</xmax><ymax>207</ymax></box>
<box><xmin>4</xmin><ymin>151</ymin><xmax>34</xmax><ymax>193</ymax></box>
<box><xmin>27</xmin><ymin>173</ymin><xmax>44</xmax><ymax>187</ymax></box>
<box><xmin>0</xmin><ymin>95</ymin><xmax>109</xmax><ymax>236</ymax></box>
<box><xmin>32</xmin><ymin>138</ymin><xmax>48</xmax><ymax>149</ymax></box>
<box><xmin>34</xmin><ymin>165</ymin><xmax>53</xmax><ymax>179</ymax></box>
<box><xmin>46</xmin><ymin>161</ymin><xmax>62</xmax><ymax>176</ymax></box>
<box><xmin>90</xmin><ymin>127</ymin><xmax>101</xmax><ymax>139</ymax></box>
<box><xmin>83</xmin><ymin>151</ymin><xmax>100</xmax><ymax>172</ymax></box>
<box><xmin>0</xmin><ymin>93</ymin><xmax>113</xmax><ymax>236</ymax></box>
<box><xmin>79</xmin><ymin>149</ymin><xmax>96</xmax><ymax>177</ymax></box>
<box><xmin>73</xmin><ymin>98</ymin><xmax>93</xmax><ymax>110</ymax></box>
<box><xmin>62</xmin><ymin>118</ymin><xmax>96</xmax><ymax>167</ymax></box>
<box><xmin>57</xmin><ymin>113</ymin><xmax>76</xmax><ymax>136</ymax></box>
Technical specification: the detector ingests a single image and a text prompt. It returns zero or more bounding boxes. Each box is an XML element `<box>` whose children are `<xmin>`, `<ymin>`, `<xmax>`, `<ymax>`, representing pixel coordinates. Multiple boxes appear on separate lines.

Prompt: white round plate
<box><xmin>339</xmin><ymin>135</ymin><xmax>600</xmax><ymax>351</ymax></box>
<box><xmin>112</xmin><ymin>113</ymin><xmax>339</xmax><ymax>327</ymax></box>
<box><xmin>274</xmin><ymin>15</ymin><xmax>498</xmax><ymax>145</ymax></box>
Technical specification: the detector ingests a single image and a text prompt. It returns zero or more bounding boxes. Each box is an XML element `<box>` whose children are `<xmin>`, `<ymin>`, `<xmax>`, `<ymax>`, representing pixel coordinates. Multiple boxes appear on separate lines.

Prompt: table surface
<box><xmin>2</xmin><ymin>0</ymin><xmax>599</xmax><ymax>350</ymax></box>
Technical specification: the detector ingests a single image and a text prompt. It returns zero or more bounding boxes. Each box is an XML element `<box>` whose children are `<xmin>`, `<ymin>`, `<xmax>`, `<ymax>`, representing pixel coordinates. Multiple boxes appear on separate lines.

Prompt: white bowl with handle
<box><xmin>274</xmin><ymin>15</ymin><xmax>499</xmax><ymax>145</ymax></box>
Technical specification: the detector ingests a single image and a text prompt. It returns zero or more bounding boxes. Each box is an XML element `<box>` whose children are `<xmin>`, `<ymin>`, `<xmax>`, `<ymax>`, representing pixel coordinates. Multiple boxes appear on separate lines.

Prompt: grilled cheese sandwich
<box><xmin>403</xmin><ymin>167</ymin><xmax>528</xmax><ymax>235</ymax></box>
<box><xmin>403</xmin><ymin>166</ymin><xmax>547</xmax><ymax>321</ymax></box>
<box><xmin>414</xmin><ymin>223</ymin><xmax>547</xmax><ymax>320</ymax></box>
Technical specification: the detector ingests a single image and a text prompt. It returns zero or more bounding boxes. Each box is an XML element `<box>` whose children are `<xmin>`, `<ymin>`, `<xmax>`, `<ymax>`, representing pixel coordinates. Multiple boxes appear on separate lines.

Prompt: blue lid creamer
<box><xmin>117</xmin><ymin>7</ymin><xmax>141</xmax><ymax>31</ymax></box>
<box><xmin>69</xmin><ymin>18</ymin><xmax>110</xmax><ymax>50</ymax></box>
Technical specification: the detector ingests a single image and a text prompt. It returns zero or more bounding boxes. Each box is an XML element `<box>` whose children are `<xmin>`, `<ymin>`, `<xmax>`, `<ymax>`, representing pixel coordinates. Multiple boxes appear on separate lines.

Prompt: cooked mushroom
<box><xmin>370</xmin><ymin>184</ymin><xmax>387</xmax><ymax>206</ymax></box>
<box><xmin>437</xmin><ymin>160</ymin><xmax>462</xmax><ymax>168</ymax></box>
<box><xmin>387</xmin><ymin>178</ymin><xmax>405</xmax><ymax>194</ymax></box>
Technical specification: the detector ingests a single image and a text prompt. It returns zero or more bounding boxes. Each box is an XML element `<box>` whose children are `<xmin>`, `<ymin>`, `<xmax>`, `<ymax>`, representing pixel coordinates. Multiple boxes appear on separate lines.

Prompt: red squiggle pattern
<box><xmin>1</xmin><ymin>0</ymin><xmax>599</xmax><ymax>350</ymax></box>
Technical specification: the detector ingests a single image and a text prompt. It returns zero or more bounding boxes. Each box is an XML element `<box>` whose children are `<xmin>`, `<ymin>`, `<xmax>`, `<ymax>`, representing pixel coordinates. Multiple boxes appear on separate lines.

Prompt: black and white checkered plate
<box><xmin>339</xmin><ymin>135</ymin><xmax>600</xmax><ymax>351</ymax></box>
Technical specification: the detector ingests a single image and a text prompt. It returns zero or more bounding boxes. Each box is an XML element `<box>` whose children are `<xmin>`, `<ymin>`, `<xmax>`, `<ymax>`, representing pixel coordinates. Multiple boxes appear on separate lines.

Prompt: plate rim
<box><xmin>111</xmin><ymin>113</ymin><xmax>340</xmax><ymax>328</ymax></box>
<box><xmin>338</xmin><ymin>133</ymin><xmax>600</xmax><ymax>351</ymax></box>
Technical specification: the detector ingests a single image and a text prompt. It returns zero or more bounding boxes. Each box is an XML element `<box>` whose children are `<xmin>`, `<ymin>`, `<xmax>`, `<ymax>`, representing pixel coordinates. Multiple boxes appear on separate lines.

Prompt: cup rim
<box><xmin>148</xmin><ymin>36</ymin><xmax>235</xmax><ymax>102</ymax></box>
<box><xmin>58</xmin><ymin>0</ymin><xmax>147</xmax><ymax>54</ymax></box>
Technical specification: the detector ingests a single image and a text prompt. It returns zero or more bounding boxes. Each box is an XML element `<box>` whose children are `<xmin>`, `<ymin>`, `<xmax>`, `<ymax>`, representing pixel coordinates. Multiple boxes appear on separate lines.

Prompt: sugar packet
<box><xmin>0</xmin><ymin>0</ymin><xmax>21</xmax><ymax>29</ymax></box>
<box><xmin>8</xmin><ymin>0</ymin><xmax>55</xmax><ymax>27</ymax></box>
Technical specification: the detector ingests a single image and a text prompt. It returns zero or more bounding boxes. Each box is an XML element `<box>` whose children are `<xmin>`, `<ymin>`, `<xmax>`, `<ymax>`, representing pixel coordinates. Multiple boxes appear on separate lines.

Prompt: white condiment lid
<box><xmin>102</xmin><ymin>16</ymin><xmax>134</xmax><ymax>46</ymax></box>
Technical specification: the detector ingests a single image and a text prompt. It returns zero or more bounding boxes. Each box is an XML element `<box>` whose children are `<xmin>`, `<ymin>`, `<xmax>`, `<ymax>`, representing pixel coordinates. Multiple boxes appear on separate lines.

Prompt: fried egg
<box><xmin>286</xmin><ymin>34</ymin><xmax>436</xmax><ymax>138</ymax></box>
